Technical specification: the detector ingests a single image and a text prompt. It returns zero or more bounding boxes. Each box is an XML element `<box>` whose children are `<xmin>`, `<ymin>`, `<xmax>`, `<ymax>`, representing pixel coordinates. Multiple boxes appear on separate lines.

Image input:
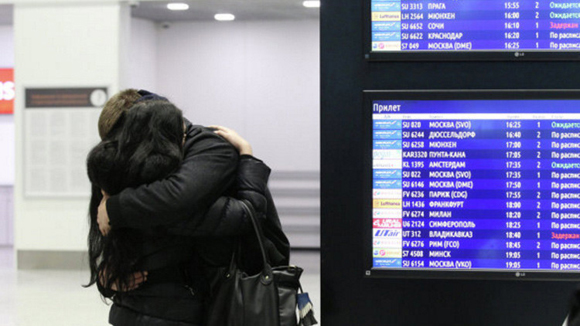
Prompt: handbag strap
<box><xmin>239</xmin><ymin>200</ymin><xmax>270</xmax><ymax>271</ymax></box>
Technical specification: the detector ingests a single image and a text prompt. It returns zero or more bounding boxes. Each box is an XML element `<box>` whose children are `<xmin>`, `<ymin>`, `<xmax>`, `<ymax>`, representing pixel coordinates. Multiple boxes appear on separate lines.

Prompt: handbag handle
<box><xmin>239</xmin><ymin>200</ymin><xmax>272</xmax><ymax>280</ymax></box>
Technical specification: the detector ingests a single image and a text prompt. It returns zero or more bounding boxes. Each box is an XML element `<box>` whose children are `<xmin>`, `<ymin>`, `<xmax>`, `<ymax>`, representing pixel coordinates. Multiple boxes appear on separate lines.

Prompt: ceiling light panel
<box><xmin>303</xmin><ymin>1</ymin><xmax>320</xmax><ymax>8</ymax></box>
<box><xmin>167</xmin><ymin>3</ymin><xmax>189</xmax><ymax>11</ymax></box>
<box><xmin>214</xmin><ymin>13</ymin><xmax>235</xmax><ymax>21</ymax></box>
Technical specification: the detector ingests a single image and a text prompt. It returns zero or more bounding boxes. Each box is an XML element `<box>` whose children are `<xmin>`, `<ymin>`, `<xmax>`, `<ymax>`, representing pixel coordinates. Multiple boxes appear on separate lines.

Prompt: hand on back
<box><xmin>210</xmin><ymin>125</ymin><xmax>253</xmax><ymax>156</ymax></box>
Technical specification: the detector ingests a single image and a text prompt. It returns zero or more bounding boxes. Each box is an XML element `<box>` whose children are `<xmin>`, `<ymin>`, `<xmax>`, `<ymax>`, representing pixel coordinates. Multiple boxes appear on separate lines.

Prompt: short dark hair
<box><xmin>97</xmin><ymin>89</ymin><xmax>141</xmax><ymax>140</ymax></box>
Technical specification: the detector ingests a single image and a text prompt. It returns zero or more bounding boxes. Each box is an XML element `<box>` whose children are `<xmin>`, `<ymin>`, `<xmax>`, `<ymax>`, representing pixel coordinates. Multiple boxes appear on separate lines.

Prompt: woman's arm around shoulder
<box><xmin>169</xmin><ymin>127</ymin><xmax>270</xmax><ymax>237</ymax></box>
<box><xmin>103</xmin><ymin>120</ymin><xmax>239</xmax><ymax>230</ymax></box>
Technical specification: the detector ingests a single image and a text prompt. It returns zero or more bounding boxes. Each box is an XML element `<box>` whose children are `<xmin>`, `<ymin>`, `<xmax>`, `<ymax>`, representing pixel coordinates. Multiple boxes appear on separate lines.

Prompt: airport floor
<box><xmin>0</xmin><ymin>247</ymin><xmax>321</xmax><ymax>326</ymax></box>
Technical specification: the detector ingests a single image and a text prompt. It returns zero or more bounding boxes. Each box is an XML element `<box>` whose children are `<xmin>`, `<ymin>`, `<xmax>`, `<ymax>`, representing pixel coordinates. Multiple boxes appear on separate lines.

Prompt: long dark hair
<box><xmin>86</xmin><ymin>100</ymin><xmax>184</xmax><ymax>293</ymax></box>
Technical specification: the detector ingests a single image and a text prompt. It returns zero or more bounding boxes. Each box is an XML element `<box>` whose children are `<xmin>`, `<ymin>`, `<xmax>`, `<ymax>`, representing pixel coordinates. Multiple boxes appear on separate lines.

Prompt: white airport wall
<box><xmin>155</xmin><ymin>20</ymin><xmax>320</xmax><ymax>172</ymax></box>
<box><xmin>14</xmin><ymin>3</ymin><xmax>128</xmax><ymax>254</ymax></box>
<box><xmin>0</xmin><ymin>115</ymin><xmax>14</xmax><ymax>185</ymax></box>
<box><xmin>0</xmin><ymin>23</ymin><xmax>14</xmax><ymax>247</ymax></box>
<box><xmin>0</xmin><ymin>25</ymin><xmax>13</xmax><ymax>67</ymax></box>
<box><xmin>0</xmin><ymin>25</ymin><xmax>14</xmax><ymax>186</ymax></box>
<box><xmin>10</xmin><ymin>12</ymin><xmax>320</xmax><ymax>258</ymax></box>
<box><xmin>140</xmin><ymin>19</ymin><xmax>321</xmax><ymax>247</ymax></box>
<box><xmin>126</xmin><ymin>17</ymin><xmax>158</xmax><ymax>91</ymax></box>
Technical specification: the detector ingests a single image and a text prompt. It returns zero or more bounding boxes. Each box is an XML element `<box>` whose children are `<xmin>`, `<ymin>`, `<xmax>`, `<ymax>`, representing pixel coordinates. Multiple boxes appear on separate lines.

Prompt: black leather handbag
<box><xmin>206</xmin><ymin>201</ymin><xmax>315</xmax><ymax>326</ymax></box>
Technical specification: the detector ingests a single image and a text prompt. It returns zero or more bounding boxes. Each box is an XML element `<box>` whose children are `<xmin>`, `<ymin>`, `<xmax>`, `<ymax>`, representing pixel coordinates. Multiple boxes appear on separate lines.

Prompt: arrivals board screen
<box><xmin>365</xmin><ymin>90</ymin><xmax>580</xmax><ymax>280</ymax></box>
<box><xmin>367</xmin><ymin>1</ymin><xmax>580</xmax><ymax>60</ymax></box>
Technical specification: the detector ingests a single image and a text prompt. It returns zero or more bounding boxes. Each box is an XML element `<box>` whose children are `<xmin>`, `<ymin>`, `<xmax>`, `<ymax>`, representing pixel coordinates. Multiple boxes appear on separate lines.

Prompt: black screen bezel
<box><xmin>363</xmin><ymin>89</ymin><xmax>580</xmax><ymax>281</ymax></box>
<box><xmin>363</xmin><ymin>1</ymin><xmax>580</xmax><ymax>62</ymax></box>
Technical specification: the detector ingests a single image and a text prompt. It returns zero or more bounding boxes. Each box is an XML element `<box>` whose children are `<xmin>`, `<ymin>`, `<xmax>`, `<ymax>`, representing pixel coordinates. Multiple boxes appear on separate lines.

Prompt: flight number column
<box><xmin>400</xmin><ymin>120</ymin><xmax>427</xmax><ymax>268</ymax></box>
<box><xmin>400</xmin><ymin>1</ymin><xmax>424</xmax><ymax>51</ymax></box>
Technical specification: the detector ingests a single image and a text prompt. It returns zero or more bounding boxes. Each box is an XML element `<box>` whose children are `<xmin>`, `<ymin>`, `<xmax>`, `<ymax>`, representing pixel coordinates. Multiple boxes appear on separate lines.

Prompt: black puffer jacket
<box><xmin>107</xmin><ymin>155</ymin><xmax>270</xmax><ymax>326</ymax></box>
<box><xmin>567</xmin><ymin>285</ymin><xmax>580</xmax><ymax>326</ymax></box>
<box><xmin>106</xmin><ymin>124</ymin><xmax>289</xmax><ymax>267</ymax></box>
<box><xmin>103</xmin><ymin>124</ymin><xmax>289</xmax><ymax>326</ymax></box>
<box><xmin>106</xmin><ymin>123</ymin><xmax>239</xmax><ymax>229</ymax></box>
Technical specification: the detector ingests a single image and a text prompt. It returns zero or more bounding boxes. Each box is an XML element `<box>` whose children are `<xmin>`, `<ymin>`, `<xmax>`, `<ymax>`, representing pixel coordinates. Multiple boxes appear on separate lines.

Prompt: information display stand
<box><xmin>365</xmin><ymin>90</ymin><xmax>580</xmax><ymax>280</ymax></box>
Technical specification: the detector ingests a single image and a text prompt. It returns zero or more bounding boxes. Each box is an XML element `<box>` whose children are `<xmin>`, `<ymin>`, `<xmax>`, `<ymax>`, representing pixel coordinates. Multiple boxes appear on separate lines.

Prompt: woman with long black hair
<box><xmin>86</xmin><ymin>99</ymin><xmax>271</xmax><ymax>326</ymax></box>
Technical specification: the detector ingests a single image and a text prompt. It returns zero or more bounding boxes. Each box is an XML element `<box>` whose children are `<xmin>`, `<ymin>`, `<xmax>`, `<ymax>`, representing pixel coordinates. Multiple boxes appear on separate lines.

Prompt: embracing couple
<box><xmin>85</xmin><ymin>89</ymin><xmax>290</xmax><ymax>326</ymax></box>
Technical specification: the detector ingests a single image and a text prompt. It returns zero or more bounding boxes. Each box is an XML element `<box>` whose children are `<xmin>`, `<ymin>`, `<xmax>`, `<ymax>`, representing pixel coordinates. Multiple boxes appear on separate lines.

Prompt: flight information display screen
<box><xmin>368</xmin><ymin>91</ymin><xmax>580</xmax><ymax>279</ymax></box>
<box><xmin>369</xmin><ymin>0</ymin><xmax>580</xmax><ymax>60</ymax></box>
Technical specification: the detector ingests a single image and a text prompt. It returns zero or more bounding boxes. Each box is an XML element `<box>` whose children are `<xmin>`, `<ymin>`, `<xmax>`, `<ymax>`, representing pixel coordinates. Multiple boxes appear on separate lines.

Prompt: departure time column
<box><xmin>503</xmin><ymin>1</ymin><xmax>522</xmax><ymax>49</ymax></box>
<box><xmin>504</xmin><ymin>120</ymin><xmax>524</xmax><ymax>269</ymax></box>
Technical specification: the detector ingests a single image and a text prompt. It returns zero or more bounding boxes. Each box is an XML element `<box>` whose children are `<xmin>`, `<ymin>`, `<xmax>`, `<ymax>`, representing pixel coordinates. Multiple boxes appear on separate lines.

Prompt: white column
<box><xmin>13</xmin><ymin>1</ymin><xmax>130</xmax><ymax>268</ymax></box>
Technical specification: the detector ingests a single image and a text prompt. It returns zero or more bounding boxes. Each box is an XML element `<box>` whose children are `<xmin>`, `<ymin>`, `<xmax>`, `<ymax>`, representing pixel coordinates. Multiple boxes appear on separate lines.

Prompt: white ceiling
<box><xmin>0</xmin><ymin>1</ymin><xmax>319</xmax><ymax>25</ymax></box>
<box><xmin>132</xmin><ymin>0</ymin><xmax>319</xmax><ymax>22</ymax></box>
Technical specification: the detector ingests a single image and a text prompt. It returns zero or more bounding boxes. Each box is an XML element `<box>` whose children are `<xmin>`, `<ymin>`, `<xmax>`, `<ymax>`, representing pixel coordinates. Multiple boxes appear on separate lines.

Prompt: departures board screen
<box><xmin>368</xmin><ymin>0</ymin><xmax>580</xmax><ymax>60</ymax></box>
<box><xmin>365</xmin><ymin>90</ymin><xmax>580</xmax><ymax>280</ymax></box>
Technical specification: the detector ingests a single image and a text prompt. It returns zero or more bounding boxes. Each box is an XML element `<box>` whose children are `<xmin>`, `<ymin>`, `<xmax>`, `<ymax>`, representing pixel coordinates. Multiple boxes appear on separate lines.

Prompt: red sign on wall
<box><xmin>0</xmin><ymin>68</ymin><xmax>14</xmax><ymax>114</ymax></box>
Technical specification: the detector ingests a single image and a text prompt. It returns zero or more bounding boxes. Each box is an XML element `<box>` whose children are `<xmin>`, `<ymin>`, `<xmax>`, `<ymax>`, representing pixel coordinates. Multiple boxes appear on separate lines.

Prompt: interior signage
<box><xmin>0</xmin><ymin>68</ymin><xmax>14</xmax><ymax>114</ymax></box>
<box><xmin>25</xmin><ymin>87</ymin><xmax>108</xmax><ymax>108</ymax></box>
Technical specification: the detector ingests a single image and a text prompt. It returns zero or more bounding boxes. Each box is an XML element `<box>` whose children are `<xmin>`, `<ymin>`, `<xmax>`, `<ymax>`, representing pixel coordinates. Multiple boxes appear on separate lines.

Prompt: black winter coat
<box><xmin>103</xmin><ymin>123</ymin><xmax>289</xmax><ymax>326</ymax></box>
